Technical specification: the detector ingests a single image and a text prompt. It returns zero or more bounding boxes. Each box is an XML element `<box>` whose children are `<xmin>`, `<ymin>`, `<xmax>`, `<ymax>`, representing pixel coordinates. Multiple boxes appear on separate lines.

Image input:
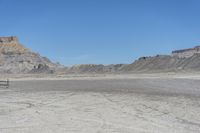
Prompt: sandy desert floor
<box><xmin>0</xmin><ymin>74</ymin><xmax>200</xmax><ymax>133</ymax></box>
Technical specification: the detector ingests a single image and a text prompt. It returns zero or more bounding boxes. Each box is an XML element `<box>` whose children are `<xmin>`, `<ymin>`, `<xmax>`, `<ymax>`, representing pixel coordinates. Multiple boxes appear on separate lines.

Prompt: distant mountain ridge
<box><xmin>66</xmin><ymin>45</ymin><xmax>200</xmax><ymax>73</ymax></box>
<box><xmin>1</xmin><ymin>36</ymin><xmax>200</xmax><ymax>74</ymax></box>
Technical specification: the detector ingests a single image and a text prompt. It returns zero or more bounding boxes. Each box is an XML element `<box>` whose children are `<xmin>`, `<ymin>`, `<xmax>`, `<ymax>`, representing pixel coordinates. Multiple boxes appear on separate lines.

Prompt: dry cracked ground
<box><xmin>0</xmin><ymin>75</ymin><xmax>200</xmax><ymax>133</ymax></box>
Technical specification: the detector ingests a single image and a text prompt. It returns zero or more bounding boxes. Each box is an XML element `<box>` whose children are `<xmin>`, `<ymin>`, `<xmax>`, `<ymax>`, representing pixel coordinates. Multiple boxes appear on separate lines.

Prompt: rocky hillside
<box><xmin>66</xmin><ymin>64</ymin><xmax>125</xmax><ymax>74</ymax></box>
<box><xmin>120</xmin><ymin>46</ymin><xmax>200</xmax><ymax>73</ymax></box>
<box><xmin>0</xmin><ymin>36</ymin><xmax>63</xmax><ymax>74</ymax></box>
<box><xmin>67</xmin><ymin>45</ymin><xmax>200</xmax><ymax>74</ymax></box>
<box><xmin>1</xmin><ymin>36</ymin><xmax>200</xmax><ymax>74</ymax></box>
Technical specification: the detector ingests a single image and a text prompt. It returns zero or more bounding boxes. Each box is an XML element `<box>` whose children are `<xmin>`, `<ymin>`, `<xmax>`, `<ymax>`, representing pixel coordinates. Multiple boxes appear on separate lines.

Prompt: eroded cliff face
<box><xmin>0</xmin><ymin>36</ymin><xmax>64</xmax><ymax>74</ymax></box>
<box><xmin>172</xmin><ymin>46</ymin><xmax>200</xmax><ymax>58</ymax></box>
<box><xmin>0</xmin><ymin>36</ymin><xmax>29</xmax><ymax>54</ymax></box>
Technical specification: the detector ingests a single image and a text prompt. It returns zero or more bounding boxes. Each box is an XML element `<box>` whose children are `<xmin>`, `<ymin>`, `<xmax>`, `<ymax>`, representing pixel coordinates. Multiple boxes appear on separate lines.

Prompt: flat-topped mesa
<box><xmin>172</xmin><ymin>46</ymin><xmax>200</xmax><ymax>58</ymax></box>
<box><xmin>0</xmin><ymin>36</ymin><xmax>19</xmax><ymax>44</ymax></box>
<box><xmin>0</xmin><ymin>36</ymin><xmax>29</xmax><ymax>54</ymax></box>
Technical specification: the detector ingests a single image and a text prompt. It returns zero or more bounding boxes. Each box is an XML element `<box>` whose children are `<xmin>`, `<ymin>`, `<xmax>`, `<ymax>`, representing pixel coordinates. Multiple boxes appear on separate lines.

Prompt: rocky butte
<box><xmin>0</xmin><ymin>36</ymin><xmax>63</xmax><ymax>74</ymax></box>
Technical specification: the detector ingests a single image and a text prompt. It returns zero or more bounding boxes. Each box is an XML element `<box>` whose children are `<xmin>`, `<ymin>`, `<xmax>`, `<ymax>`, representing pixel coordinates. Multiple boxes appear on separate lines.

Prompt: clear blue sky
<box><xmin>0</xmin><ymin>0</ymin><xmax>200</xmax><ymax>66</ymax></box>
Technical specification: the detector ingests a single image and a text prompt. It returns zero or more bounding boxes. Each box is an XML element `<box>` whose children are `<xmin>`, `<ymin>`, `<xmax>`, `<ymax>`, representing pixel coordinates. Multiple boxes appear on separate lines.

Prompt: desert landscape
<box><xmin>0</xmin><ymin>73</ymin><xmax>200</xmax><ymax>133</ymax></box>
<box><xmin>0</xmin><ymin>37</ymin><xmax>200</xmax><ymax>133</ymax></box>
<box><xmin>1</xmin><ymin>1</ymin><xmax>200</xmax><ymax>132</ymax></box>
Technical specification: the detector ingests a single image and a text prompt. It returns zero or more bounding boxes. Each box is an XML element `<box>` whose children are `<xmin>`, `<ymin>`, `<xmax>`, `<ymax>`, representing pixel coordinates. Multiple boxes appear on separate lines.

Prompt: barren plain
<box><xmin>0</xmin><ymin>74</ymin><xmax>200</xmax><ymax>133</ymax></box>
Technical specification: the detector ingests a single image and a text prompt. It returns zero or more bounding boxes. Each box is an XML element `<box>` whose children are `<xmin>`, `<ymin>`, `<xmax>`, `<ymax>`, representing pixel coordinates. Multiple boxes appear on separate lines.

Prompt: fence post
<box><xmin>7</xmin><ymin>79</ymin><xmax>9</xmax><ymax>88</ymax></box>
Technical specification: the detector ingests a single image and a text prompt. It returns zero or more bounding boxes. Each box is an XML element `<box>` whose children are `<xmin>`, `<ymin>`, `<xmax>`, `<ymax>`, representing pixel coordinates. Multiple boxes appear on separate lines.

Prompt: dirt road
<box><xmin>0</xmin><ymin>77</ymin><xmax>200</xmax><ymax>133</ymax></box>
